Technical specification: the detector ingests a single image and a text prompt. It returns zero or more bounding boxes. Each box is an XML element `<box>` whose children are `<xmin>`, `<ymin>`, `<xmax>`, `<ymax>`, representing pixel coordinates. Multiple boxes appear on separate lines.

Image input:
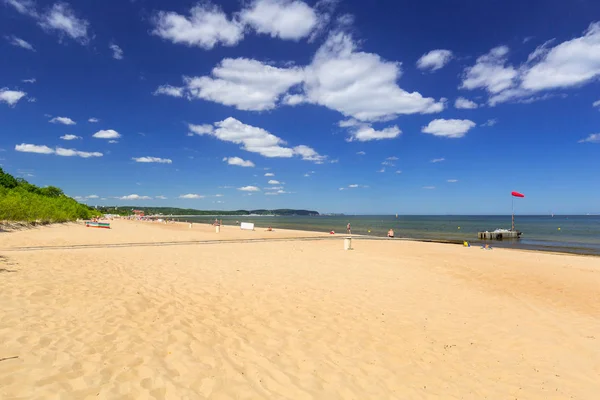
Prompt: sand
<box><xmin>1</xmin><ymin>220</ymin><xmax>599</xmax><ymax>399</ymax></box>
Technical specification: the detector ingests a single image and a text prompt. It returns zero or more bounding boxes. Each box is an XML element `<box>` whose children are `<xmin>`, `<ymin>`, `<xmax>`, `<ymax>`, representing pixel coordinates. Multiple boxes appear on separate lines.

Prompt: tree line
<box><xmin>0</xmin><ymin>168</ymin><xmax>99</xmax><ymax>223</ymax></box>
<box><xmin>96</xmin><ymin>206</ymin><xmax>320</xmax><ymax>217</ymax></box>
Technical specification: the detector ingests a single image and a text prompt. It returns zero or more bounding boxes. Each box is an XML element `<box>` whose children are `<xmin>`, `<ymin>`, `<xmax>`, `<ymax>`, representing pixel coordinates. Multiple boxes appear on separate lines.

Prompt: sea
<box><xmin>171</xmin><ymin>215</ymin><xmax>600</xmax><ymax>256</ymax></box>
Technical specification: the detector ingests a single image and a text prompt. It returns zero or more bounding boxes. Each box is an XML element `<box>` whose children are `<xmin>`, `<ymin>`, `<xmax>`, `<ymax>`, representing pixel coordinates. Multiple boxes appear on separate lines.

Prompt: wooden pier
<box><xmin>478</xmin><ymin>230</ymin><xmax>521</xmax><ymax>240</ymax></box>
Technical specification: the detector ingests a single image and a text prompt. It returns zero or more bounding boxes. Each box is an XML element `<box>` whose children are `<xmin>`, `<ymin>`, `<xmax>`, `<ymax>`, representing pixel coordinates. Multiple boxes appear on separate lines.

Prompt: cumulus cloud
<box><xmin>156</xmin><ymin>32</ymin><xmax>444</xmax><ymax>121</ymax></box>
<box><xmin>132</xmin><ymin>156</ymin><xmax>173</xmax><ymax>164</ymax></box>
<box><xmin>38</xmin><ymin>3</ymin><xmax>90</xmax><ymax>43</ymax></box>
<box><xmin>578</xmin><ymin>133</ymin><xmax>600</xmax><ymax>143</ymax></box>
<box><xmin>119</xmin><ymin>194</ymin><xmax>151</xmax><ymax>200</ymax></box>
<box><xmin>179</xmin><ymin>193</ymin><xmax>204</xmax><ymax>199</ymax></box>
<box><xmin>239</xmin><ymin>0</ymin><xmax>321</xmax><ymax>40</ymax></box>
<box><xmin>264</xmin><ymin>172</ymin><xmax>275</xmax><ymax>176</ymax></box>
<box><xmin>447</xmin><ymin>179</ymin><xmax>458</xmax><ymax>183</ymax></box>
<box><xmin>223</xmin><ymin>156</ymin><xmax>255</xmax><ymax>167</ymax></box>
<box><xmin>49</xmin><ymin>116</ymin><xmax>76</xmax><ymax>125</ymax></box>
<box><xmin>155</xmin><ymin>195</ymin><xmax>168</xmax><ymax>200</ymax></box>
<box><xmin>109</xmin><ymin>43</ymin><xmax>123</xmax><ymax>59</ymax></box>
<box><xmin>15</xmin><ymin>143</ymin><xmax>102</xmax><ymax>158</ymax></box>
<box><xmin>6</xmin><ymin>35</ymin><xmax>35</xmax><ymax>51</ymax></box>
<box><xmin>22</xmin><ymin>78</ymin><xmax>36</xmax><ymax>83</ymax></box>
<box><xmin>153</xmin><ymin>85</ymin><xmax>184</xmax><ymax>98</ymax></box>
<box><xmin>92</xmin><ymin>129</ymin><xmax>121</xmax><ymax>139</ymax></box>
<box><xmin>189</xmin><ymin>117</ymin><xmax>326</xmax><ymax>162</ymax></box>
<box><xmin>176</xmin><ymin>58</ymin><xmax>305</xmax><ymax>111</ymax></box>
<box><xmin>422</xmin><ymin>119</ymin><xmax>476</xmax><ymax>138</ymax></box>
<box><xmin>454</xmin><ymin>97</ymin><xmax>478</xmax><ymax>109</ymax></box>
<box><xmin>341</xmin><ymin>120</ymin><xmax>401</xmax><ymax>142</ymax></box>
<box><xmin>88</xmin><ymin>117</ymin><xmax>99</xmax><ymax>123</ymax></box>
<box><xmin>238</xmin><ymin>185</ymin><xmax>261</xmax><ymax>192</ymax></box>
<box><xmin>15</xmin><ymin>143</ymin><xmax>53</xmax><ymax>154</ymax></box>
<box><xmin>268</xmin><ymin>179</ymin><xmax>280</xmax><ymax>184</ymax></box>
<box><xmin>431</xmin><ymin>158</ymin><xmax>445</xmax><ymax>163</ymax></box>
<box><xmin>151</xmin><ymin>3</ymin><xmax>243</xmax><ymax>49</ymax></box>
<box><xmin>461</xmin><ymin>46</ymin><xmax>517</xmax><ymax>95</ymax></box>
<box><xmin>395</xmin><ymin>170</ymin><xmax>402</xmax><ymax>174</ymax></box>
<box><xmin>60</xmin><ymin>134</ymin><xmax>81</xmax><ymax>140</ymax></box>
<box><xmin>416</xmin><ymin>49</ymin><xmax>453</xmax><ymax>71</ymax></box>
<box><xmin>356</xmin><ymin>151</ymin><xmax>366</xmax><ymax>155</ymax></box>
<box><xmin>462</xmin><ymin>23</ymin><xmax>600</xmax><ymax>105</ymax></box>
<box><xmin>304</xmin><ymin>32</ymin><xmax>445</xmax><ymax>121</ymax></box>
<box><xmin>0</xmin><ymin>88</ymin><xmax>27</xmax><ymax>106</ymax></box>
<box><xmin>55</xmin><ymin>147</ymin><xmax>103</xmax><ymax>158</ymax></box>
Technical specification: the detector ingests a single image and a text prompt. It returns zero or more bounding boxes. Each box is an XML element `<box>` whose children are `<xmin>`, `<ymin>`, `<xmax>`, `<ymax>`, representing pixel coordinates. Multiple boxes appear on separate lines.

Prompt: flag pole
<box><xmin>511</xmin><ymin>195</ymin><xmax>515</xmax><ymax>231</ymax></box>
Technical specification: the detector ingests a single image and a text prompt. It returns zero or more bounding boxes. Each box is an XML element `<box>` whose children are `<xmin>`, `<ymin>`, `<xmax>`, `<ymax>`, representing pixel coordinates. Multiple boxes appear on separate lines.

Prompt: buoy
<box><xmin>458</xmin><ymin>226</ymin><xmax>461</xmax><ymax>230</ymax></box>
<box><xmin>558</xmin><ymin>227</ymin><xmax>561</xmax><ymax>231</ymax></box>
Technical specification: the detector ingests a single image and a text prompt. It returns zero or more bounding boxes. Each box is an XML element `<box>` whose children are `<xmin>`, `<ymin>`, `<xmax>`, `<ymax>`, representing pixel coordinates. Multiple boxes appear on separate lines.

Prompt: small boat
<box><xmin>85</xmin><ymin>221</ymin><xmax>110</xmax><ymax>229</ymax></box>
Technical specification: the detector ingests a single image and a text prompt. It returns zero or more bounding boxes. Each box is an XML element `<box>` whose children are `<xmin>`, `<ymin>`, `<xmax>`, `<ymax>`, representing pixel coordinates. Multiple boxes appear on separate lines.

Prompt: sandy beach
<box><xmin>1</xmin><ymin>220</ymin><xmax>599</xmax><ymax>399</ymax></box>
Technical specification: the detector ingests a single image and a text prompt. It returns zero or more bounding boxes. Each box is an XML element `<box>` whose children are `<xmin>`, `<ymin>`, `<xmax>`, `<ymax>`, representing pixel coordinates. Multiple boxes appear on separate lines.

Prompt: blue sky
<box><xmin>1</xmin><ymin>0</ymin><xmax>599</xmax><ymax>214</ymax></box>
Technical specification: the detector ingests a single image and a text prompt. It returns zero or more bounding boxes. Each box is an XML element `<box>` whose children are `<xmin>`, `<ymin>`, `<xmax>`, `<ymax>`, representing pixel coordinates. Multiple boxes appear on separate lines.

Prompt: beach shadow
<box><xmin>0</xmin><ymin>255</ymin><xmax>18</xmax><ymax>272</ymax></box>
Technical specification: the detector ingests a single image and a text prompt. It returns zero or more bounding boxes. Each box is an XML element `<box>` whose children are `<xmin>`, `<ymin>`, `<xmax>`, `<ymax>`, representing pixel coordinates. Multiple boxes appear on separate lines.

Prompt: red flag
<box><xmin>511</xmin><ymin>191</ymin><xmax>525</xmax><ymax>198</ymax></box>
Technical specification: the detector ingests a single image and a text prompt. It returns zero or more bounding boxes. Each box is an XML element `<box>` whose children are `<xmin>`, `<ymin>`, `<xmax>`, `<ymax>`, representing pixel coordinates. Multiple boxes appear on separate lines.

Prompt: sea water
<box><xmin>173</xmin><ymin>215</ymin><xmax>600</xmax><ymax>256</ymax></box>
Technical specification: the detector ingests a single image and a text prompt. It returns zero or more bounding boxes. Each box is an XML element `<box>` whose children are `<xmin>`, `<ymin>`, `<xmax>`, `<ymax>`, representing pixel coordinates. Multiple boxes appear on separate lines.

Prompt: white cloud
<box><xmin>461</xmin><ymin>46</ymin><xmax>517</xmax><ymax>94</ymax></box>
<box><xmin>431</xmin><ymin>158</ymin><xmax>445</xmax><ymax>163</ymax></box>
<box><xmin>304</xmin><ymin>32</ymin><xmax>445</xmax><ymax>121</ymax></box>
<box><xmin>22</xmin><ymin>78</ymin><xmax>36</xmax><ymax>83</ymax></box>
<box><xmin>15</xmin><ymin>143</ymin><xmax>102</xmax><ymax>158</ymax></box>
<box><xmin>348</xmin><ymin>184</ymin><xmax>359</xmax><ymax>188</ymax></box>
<box><xmin>55</xmin><ymin>147</ymin><xmax>102</xmax><ymax>158</ymax></box>
<box><xmin>155</xmin><ymin>195</ymin><xmax>168</xmax><ymax>200</ymax></box>
<box><xmin>109</xmin><ymin>43</ymin><xmax>123</xmax><ymax>60</ymax></box>
<box><xmin>151</xmin><ymin>3</ymin><xmax>243</xmax><ymax>49</ymax></box>
<box><xmin>265</xmin><ymin>186</ymin><xmax>283</xmax><ymax>190</ymax></box>
<box><xmin>416</xmin><ymin>49</ymin><xmax>453</xmax><ymax>71</ymax></box>
<box><xmin>356</xmin><ymin>151</ymin><xmax>366</xmax><ymax>155</ymax></box>
<box><xmin>395</xmin><ymin>170</ymin><xmax>402</xmax><ymax>174</ymax></box>
<box><xmin>153</xmin><ymin>85</ymin><xmax>184</xmax><ymax>97</ymax></box>
<box><xmin>0</xmin><ymin>88</ymin><xmax>27</xmax><ymax>106</ymax></box>
<box><xmin>119</xmin><ymin>194</ymin><xmax>151</xmax><ymax>200</ymax></box>
<box><xmin>386</xmin><ymin>156</ymin><xmax>399</xmax><ymax>160</ymax></box>
<box><xmin>214</xmin><ymin>194</ymin><xmax>224</xmax><ymax>197</ymax></box>
<box><xmin>179</xmin><ymin>193</ymin><xmax>204</xmax><ymax>199</ymax></box>
<box><xmin>423</xmin><ymin>186</ymin><xmax>436</xmax><ymax>190</ymax></box>
<box><xmin>180</xmin><ymin>58</ymin><xmax>305</xmax><ymax>111</ymax></box>
<box><xmin>6</xmin><ymin>35</ymin><xmax>35</xmax><ymax>51</ymax></box>
<box><xmin>239</xmin><ymin>0</ymin><xmax>320</xmax><ymax>40</ymax></box>
<box><xmin>481</xmin><ymin>118</ymin><xmax>498</xmax><ymax>127</ymax></box>
<box><xmin>238</xmin><ymin>185</ymin><xmax>261</xmax><ymax>192</ymax></box>
<box><xmin>381</xmin><ymin>161</ymin><xmax>395</xmax><ymax>167</ymax></box>
<box><xmin>454</xmin><ymin>97</ymin><xmax>478</xmax><ymax>109</ymax></box>
<box><xmin>15</xmin><ymin>143</ymin><xmax>53</xmax><ymax>154</ymax></box>
<box><xmin>92</xmin><ymin>129</ymin><xmax>121</xmax><ymax>139</ymax></box>
<box><xmin>422</xmin><ymin>119</ymin><xmax>476</xmax><ymax>138</ymax></box>
<box><xmin>189</xmin><ymin>117</ymin><xmax>326</xmax><ymax>162</ymax></box>
<box><xmin>268</xmin><ymin>179</ymin><xmax>280</xmax><ymax>184</ymax></box>
<box><xmin>264</xmin><ymin>172</ymin><xmax>275</xmax><ymax>176</ymax></box>
<box><xmin>88</xmin><ymin>117</ymin><xmax>99</xmax><ymax>123</ymax></box>
<box><xmin>377</xmin><ymin>168</ymin><xmax>385</xmax><ymax>173</ymax></box>
<box><xmin>38</xmin><ymin>3</ymin><xmax>90</xmax><ymax>43</ymax></box>
<box><xmin>293</xmin><ymin>144</ymin><xmax>327</xmax><ymax>163</ymax></box>
<box><xmin>282</xmin><ymin>93</ymin><xmax>305</xmax><ymax>106</ymax></box>
<box><xmin>108</xmin><ymin>140</ymin><xmax>118</xmax><ymax>144</ymax></box>
<box><xmin>463</xmin><ymin>23</ymin><xmax>600</xmax><ymax>105</ymax></box>
<box><xmin>188</xmin><ymin>124</ymin><xmax>214</xmax><ymax>135</ymax></box>
<box><xmin>60</xmin><ymin>134</ymin><xmax>81</xmax><ymax>140</ymax></box>
<box><xmin>521</xmin><ymin>23</ymin><xmax>600</xmax><ymax>91</ymax></box>
<box><xmin>50</xmin><ymin>116</ymin><xmax>76</xmax><ymax>125</ymax></box>
<box><xmin>344</xmin><ymin>123</ymin><xmax>401</xmax><ymax>142</ymax></box>
<box><xmin>5</xmin><ymin>0</ymin><xmax>37</xmax><ymax>16</ymax></box>
<box><xmin>132</xmin><ymin>156</ymin><xmax>172</xmax><ymax>164</ymax></box>
<box><xmin>223</xmin><ymin>156</ymin><xmax>255</xmax><ymax>167</ymax></box>
<box><xmin>447</xmin><ymin>179</ymin><xmax>458</xmax><ymax>183</ymax></box>
<box><xmin>578</xmin><ymin>133</ymin><xmax>600</xmax><ymax>143</ymax></box>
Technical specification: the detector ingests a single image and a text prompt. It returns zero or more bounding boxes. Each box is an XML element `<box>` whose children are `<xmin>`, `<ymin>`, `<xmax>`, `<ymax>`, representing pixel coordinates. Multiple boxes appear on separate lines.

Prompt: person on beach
<box><xmin>346</xmin><ymin>223</ymin><xmax>351</xmax><ymax>235</ymax></box>
<box><xmin>266</xmin><ymin>226</ymin><xmax>273</xmax><ymax>232</ymax></box>
<box><xmin>388</xmin><ymin>229</ymin><xmax>394</xmax><ymax>238</ymax></box>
